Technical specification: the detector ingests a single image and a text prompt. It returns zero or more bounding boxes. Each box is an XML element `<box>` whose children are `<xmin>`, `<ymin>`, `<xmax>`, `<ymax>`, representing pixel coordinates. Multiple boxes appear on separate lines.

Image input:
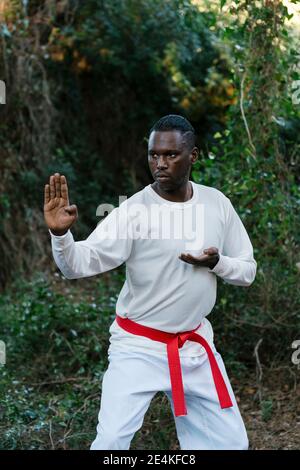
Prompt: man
<box><xmin>44</xmin><ymin>114</ymin><xmax>256</xmax><ymax>450</ymax></box>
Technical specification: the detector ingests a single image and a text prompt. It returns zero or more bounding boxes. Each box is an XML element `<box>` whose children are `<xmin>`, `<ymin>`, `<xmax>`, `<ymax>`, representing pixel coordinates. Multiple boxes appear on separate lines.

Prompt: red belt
<box><xmin>116</xmin><ymin>315</ymin><xmax>233</xmax><ymax>417</ymax></box>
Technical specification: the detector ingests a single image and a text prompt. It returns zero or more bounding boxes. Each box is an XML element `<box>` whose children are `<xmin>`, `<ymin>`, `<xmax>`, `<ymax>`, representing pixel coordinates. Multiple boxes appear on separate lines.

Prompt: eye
<box><xmin>168</xmin><ymin>153</ymin><xmax>177</xmax><ymax>158</ymax></box>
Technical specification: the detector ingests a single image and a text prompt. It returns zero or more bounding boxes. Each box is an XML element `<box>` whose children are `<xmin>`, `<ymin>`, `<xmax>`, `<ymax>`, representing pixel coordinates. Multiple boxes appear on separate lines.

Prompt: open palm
<box><xmin>44</xmin><ymin>173</ymin><xmax>78</xmax><ymax>236</ymax></box>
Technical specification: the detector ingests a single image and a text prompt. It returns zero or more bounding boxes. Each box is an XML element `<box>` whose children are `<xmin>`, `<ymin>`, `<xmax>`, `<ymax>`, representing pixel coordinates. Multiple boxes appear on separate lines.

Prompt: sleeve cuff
<box><xmin>49</xmin><ymin>228</ymin><xmax>74</xmax><ymax>253</ymax></box>
<box><xmin>208</xmin><ymin>253</ymin><xmax>229</xmax><ymax>276</ymax></box>
<box><xmin>48</xmin><ymin>228</ymin><xmax>71</xmax><ymax>239</ymax></box>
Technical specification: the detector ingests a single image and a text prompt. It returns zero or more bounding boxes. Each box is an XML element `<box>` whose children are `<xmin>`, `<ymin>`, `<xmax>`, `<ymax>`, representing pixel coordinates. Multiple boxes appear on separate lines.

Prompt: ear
<box><xmin>190</xmin><ymin>147</ymin><xmax>199</xmax><ymax>164</ymax></box>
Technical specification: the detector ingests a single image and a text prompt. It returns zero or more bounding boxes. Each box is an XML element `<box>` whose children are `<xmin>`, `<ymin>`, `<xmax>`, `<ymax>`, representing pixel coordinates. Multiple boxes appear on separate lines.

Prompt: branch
<box><xmin>240</xmin><ymin>72</ymin><xmax>257</xmax><ymax>160</ymax></box>
<box><xmin>253</xmin><ymin>338</ymin><xmax>263</xmax><ymax>403</ymax></box>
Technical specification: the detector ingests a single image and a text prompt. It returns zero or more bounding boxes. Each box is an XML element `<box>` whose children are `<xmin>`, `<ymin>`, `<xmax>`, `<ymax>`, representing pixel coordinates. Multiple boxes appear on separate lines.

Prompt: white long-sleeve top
<box><xmin>49</xmin><ymin>181</ymin><xmax>257</xmax><ymax>357</ymax></box>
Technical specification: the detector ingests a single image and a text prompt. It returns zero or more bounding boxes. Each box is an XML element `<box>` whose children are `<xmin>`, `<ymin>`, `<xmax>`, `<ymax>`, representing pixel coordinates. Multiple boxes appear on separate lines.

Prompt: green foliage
<box><xmin>0</xmin><ymin>272</ymin><xmax>179</xmax><ymax>450</ymax></box>
<box><xmin>47</xmin><ymin>0</ymin><xmax>231</xmax><ymax>185</ymax></box>
<box><xmin>0</xmin><ymin>0</ymin><xmax>233</xmax><ymax>289</ymax></box>
<box><xmin>192</xmin><ymin>0</ymin><xmax>300</xmax><ymax>367</ymax></box>
<box><xmin>0</xmin><ymin>272</ymin><xmax>114</xmax><ymax>449</ymax></box>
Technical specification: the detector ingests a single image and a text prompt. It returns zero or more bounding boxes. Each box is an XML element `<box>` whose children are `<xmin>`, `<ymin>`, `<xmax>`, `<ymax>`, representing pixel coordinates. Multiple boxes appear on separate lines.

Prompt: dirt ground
<box><xmin>232</xmin><ymin>369</ymin><xmax>300</xmax><ymax>450</ymax></box>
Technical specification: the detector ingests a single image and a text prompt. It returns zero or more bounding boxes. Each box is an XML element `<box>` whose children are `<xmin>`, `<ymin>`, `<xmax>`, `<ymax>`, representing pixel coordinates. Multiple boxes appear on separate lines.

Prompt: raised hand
<box><xmin>179</xmin><ymin>247</ymin><xmax>220</xmax><ymax>270</ymax></box>
<box><xmin>44</xmin><ymin>173</ymin><xmax>78</xmax><ymax>236</ymax></box>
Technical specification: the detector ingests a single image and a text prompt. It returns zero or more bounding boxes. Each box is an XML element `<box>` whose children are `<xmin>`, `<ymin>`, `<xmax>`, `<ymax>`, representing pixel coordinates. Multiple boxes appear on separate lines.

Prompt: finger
<box><xmin>49</xmin><ymin>175</ymin><xmax>55</xmax><ymax>199</ymax></box>
<box><xmin>185</xmin><ymin>254</ymin><xmax>196</xmax><ymax>261</ymax></box>
<box><xmin>204</xmin><ymin>247</ymin><xmax>218</xmax><ymax>255</ymax></box>
<box><xmin>180</xmin><ymin>253</ymin><xmax>196</xmax><ymax>260</ymax></box>
<box><xmin>180</xmin><ymin>253</ymin><xmax>210</xmax><ymax>265</ymax></box>
<box><xmin>181</xmin><ymin>253</ymin><xmax>202</xmax><ymax>261</ymax></box>
<box><xmin>44</xmin><ymin>184</ymin><xmax>50</xmax><ymax>205</ymax></box>
<box><xmin>54</xmin><ymin>173</ymin><xmax>61</xmax><ymax>198</ymax></box>
<box><xmin>179</xmin><ymin>254</ymin><xmax>196</xmax><ymax>263</ymax></box>
<box><xmin>60</xmin><ymin>175</ymin><xmax>69</xmax><ymax>203</ymax></box>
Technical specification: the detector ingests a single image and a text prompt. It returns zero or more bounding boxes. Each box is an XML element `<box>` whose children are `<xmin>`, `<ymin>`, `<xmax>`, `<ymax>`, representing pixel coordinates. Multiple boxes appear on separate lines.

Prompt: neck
<box><xmin>151</xmin><ymin>180</ymin><xmax>193</xmax><ymax>202</ymax></box>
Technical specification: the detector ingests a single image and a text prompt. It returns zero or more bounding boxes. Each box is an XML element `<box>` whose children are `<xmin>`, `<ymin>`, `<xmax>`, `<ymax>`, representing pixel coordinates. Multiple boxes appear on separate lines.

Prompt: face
<box><xmin>148</xmin><ymin>130</ymin><xmax>198</xmax><ymax>191</ymax></box>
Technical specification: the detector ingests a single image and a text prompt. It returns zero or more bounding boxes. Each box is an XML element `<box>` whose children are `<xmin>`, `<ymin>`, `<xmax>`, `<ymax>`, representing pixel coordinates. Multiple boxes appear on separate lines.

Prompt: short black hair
<box><xmin>149</xmin><ymin>114</ymin><xmax>196</xmax><ymax>151</ymax></box>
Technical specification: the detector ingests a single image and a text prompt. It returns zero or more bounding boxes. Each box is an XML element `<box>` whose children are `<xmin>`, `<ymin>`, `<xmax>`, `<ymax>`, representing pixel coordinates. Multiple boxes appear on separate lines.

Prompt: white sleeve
<box><xmin>208</xmin><ymin>197</ymin><xmax>257</xmax><ymax>286</ymax></box>
<box><xmin>49</xmin><ymin>205</ymin><xmax>133</xmax><ymax>280</ymax></box>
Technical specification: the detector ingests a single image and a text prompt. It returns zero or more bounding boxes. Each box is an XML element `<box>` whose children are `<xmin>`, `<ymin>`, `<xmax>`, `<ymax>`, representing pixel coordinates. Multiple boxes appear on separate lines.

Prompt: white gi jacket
<box><xmin>49</xmin><ymin>181</ymin><xmax>257</xmax><ymax>357</ymax></box>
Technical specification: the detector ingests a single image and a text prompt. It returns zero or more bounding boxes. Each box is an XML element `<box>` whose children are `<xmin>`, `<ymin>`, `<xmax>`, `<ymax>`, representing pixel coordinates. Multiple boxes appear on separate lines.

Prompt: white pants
<box><xmin>90</xmin><ymin>345</ymin><xmax>249</xmax><ymax>450</ymax></box>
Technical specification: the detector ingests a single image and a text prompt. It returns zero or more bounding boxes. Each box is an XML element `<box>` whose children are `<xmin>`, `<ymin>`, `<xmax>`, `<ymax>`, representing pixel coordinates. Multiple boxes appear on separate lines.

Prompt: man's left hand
<box><xmin>179</xmin><ymin>247</ymin><xmax>220</xmax><ymax>270</ymax></box>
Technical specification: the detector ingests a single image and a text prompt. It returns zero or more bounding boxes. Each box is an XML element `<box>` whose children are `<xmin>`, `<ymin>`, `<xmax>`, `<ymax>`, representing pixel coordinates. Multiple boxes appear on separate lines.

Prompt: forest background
<box><xmin>0</xmin><ymin>0</ymin><xmax>299</xmax><ymax>449</ymax></box>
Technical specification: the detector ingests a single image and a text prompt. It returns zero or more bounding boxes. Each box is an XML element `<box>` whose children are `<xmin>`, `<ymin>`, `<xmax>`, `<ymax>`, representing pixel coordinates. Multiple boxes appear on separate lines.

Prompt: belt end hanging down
<box><xmin>220</xmin><ymin>396</ymin><xmax>233</xmax><ymax>409</ymax></box>
<box><xmin>174</xmin><ymin>402</ymin><xmax>187</xmax><ymax>417</ymax></box>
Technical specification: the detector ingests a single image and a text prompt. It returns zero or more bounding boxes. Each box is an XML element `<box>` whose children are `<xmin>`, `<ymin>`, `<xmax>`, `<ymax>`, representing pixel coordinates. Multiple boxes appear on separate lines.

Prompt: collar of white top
<box><xmin>146</xmin><ymin>180</ymin><xmax>197</xmax><ymax>209</ymax></box>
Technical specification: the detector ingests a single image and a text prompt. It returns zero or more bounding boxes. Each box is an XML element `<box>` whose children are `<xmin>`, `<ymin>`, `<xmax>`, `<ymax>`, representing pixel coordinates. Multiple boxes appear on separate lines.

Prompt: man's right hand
<box><xmin>44</xmin><ymin>173</ymin><xmax>78</xmax><ymax>236</ymax></box>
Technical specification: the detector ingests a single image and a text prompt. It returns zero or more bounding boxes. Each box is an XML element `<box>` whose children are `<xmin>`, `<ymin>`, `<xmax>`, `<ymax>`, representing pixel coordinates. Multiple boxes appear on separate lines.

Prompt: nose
<box><xmin>156</xmin><ymin>155</ymin><xmax>168</xmax><ymax>169</ymax></box>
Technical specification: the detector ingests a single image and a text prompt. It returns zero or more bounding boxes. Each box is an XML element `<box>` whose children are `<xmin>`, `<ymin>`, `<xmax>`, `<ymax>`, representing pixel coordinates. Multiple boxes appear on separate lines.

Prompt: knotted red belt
<box><xmin>116</xmin><ymin>315</ymin><xmax>233</xmax><ymax>417</ymax></box>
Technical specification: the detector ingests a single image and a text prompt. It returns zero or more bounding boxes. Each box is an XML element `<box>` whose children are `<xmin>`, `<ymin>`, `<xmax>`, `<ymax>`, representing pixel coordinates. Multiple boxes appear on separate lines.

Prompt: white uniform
<box><xmin>49</xmin><ymin>181</ymin><xmax>256</xmax><ymax>449</ymax></box>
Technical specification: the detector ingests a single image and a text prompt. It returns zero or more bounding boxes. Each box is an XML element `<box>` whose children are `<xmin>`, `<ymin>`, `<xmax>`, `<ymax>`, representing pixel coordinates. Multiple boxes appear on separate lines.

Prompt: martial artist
<box><xmin>44</xmin><ymin>114</ymin><xmax>256</xmax><ymax>450</ymax></box>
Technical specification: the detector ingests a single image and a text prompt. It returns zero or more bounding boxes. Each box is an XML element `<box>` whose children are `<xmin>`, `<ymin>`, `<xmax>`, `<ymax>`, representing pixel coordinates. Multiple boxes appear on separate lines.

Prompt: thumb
<box><xmin>204</xmin><ymin>247</ymin><xmax>218</xmax><ymax>255</ymax></box>
<box><xmin>64</xmin><ymin>204</ymin><xmax>78</xmax><ymax>217</ymax></box>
